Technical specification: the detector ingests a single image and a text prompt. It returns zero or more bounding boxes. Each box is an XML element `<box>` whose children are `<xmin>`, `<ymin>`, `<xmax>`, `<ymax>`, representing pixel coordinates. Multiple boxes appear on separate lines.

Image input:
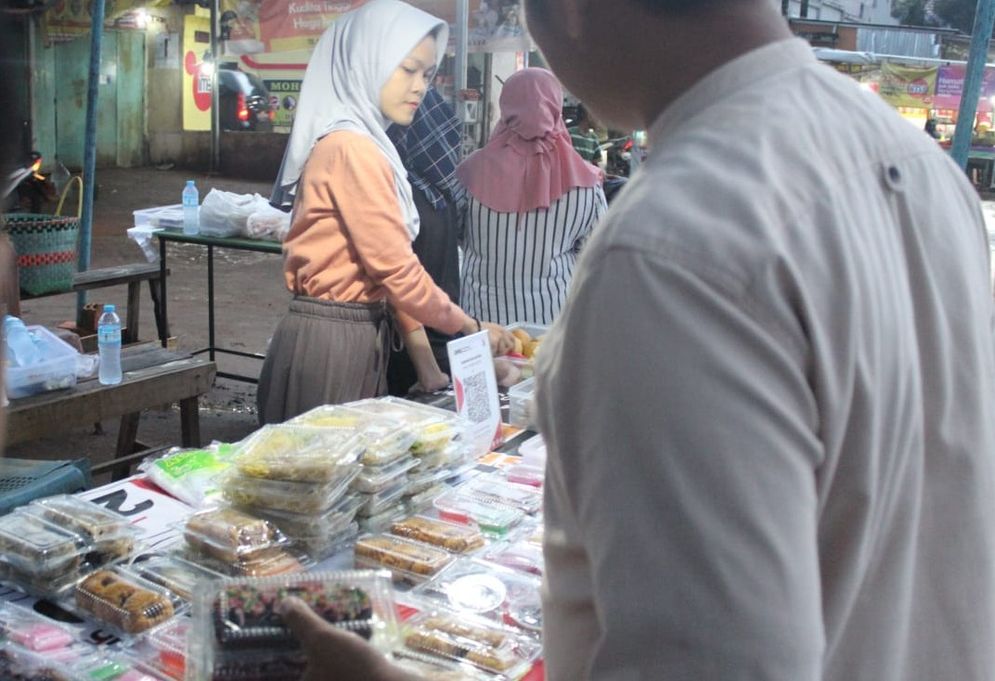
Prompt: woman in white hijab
<box><xmin>259</xmin><ymin>0</ymin><xmax>512</xmax><ymax>424</ymax></box>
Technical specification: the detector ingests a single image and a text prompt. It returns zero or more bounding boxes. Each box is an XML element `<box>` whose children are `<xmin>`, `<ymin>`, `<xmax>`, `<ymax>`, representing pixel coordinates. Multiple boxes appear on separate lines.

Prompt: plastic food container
<box><xmin>187</xmin><ymin>571</ymin><xmax>399</xmax><ymax>681</ymax></box>
<box><xmin>517</xmin><ymin>433</ymin><xmax>546</xmax><ymax>467</ymax></box>
<box><xmin>232</xmin><ymin>425</ymin><xmax>365</xmax><ymax>482</ymax></box>
<box><xmin>403</xmin><ymin>610</ymin><xmax>541</xmax><ymax>676</ymax></box>
<box><xmin>243</xmin><ymin>494</ymin><xmax>363</xmax><ymax>540</ymax></box>
<box><xmin>29</xmin><ymin>495</ymin><xmax>132</xmax><ymax>541</ymax></box>
<box><xmin>507</xmin><ymin>377</ymin><xmax>536</xmax><ymax>430</ymax></box>
<box><xmin>356</xmin><ymin>503</ymin><xmax>408</xmax><ymax>535</ymax></box>
<box><xmin>460</xmin><ymin>474</ymin><xmax>543</xmax><ymax>515</ymax></box>
<box><xmin>356</xmin><ymin>478</ymin><xmax>410</xmax><ymax>518</ymax></box>
<box><xmin>75</xmin><ymin>568</ymin><xmax>182</xmax><ymax>635</ymax></box>
<box><xmin>298</xmin><ymin>521</ymin><xmax>360</xmax><ymax>560</ymax></box>
<box><xmin>432</xmin><ymin>490</ymin><xmax>525</xmax><ymax>538</ymax></box>
<box><xmin>403</xmin><ymin>483</ymin><xmax>450</xmax><ymax>514</ymax></box>
<box><xmin>0</xmin><ymin>641</ymin><xmax>90</xmax><ymax>681</ymax></box>
<box><xmin>412</xmin><ymin>559</ymin><xmax>543</xmax><ymax>634</ymax></box>
<box><xmin>182</xmin><ymin>507</ymin><xmax>289</xmax><ymax>564</ymax></box>
<box><xmin>0</xmin><ymin>511</ymin><xmax>88</xmax><ymax>577</ymax></box>
<box><xmin>482</xmin><ymin>539</ymin><xmax>544</xmax><ymax>576</ymax></box>
<box><xmin>223</xmin><ymin>466</ymin><xmax>360</xmax><ymax>515</ymax></box>
<box><xmin>128</xmin><ymin>555</ymin><xmax>226</xmax><ymax>602</ymax></box>
<box><xmin>354</xmin><ymin>534</ymin><xmax>455</xmax><ymax>584</ymax></box>
<box><xmin>0</xmin><ymin>557</ymin><xmax>89</xmax><ymax>601</ymax></box>
<box><xmin>351</xmin><ymin>456</ymin><xmax>419</xmax><ymax>495</ymax></box>
<box><xmin>0</xmin><ymin>602</ymin><xmax>78</xmax><ymax>652</ymax></box>
<box><xmin>4</xmin><ymin>325</ymin><xmax>79</xmax><ymax>399</ymax></box>
<box><xmin>289</xmin><ymin>404</ymin><xmax>418</xmax><ymax>465</ymax></box>
<box><xmin>182</xmin><ymin>544</ymin><xmax>308</xmax><ymax>579</ymax></box>
<box><xmin>82</xmin><ymin>651</ymin><xmax>168</xmax><ymax>681</ymax></box>
<box><xmin>349</xmin><ymin>397</ymin><xmax>465</xmax><ymax>455</ymax></box>
<box><xmin>390</xmin><ymin>516</ymin><xmax>485</xmax><ymax>554</ymax></box>
<box><xmin>506</xmin><ymin>462</ymin><xmax>544</xmax><ymax>488</ymax></box>
<box><xmin>146</xmin><ymin>617</ymin><xmax>189</xmax><ymax>680</ymax></box>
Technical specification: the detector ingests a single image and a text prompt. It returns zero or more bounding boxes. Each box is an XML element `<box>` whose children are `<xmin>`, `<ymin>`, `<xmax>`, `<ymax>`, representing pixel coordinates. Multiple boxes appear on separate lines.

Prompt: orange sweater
<box><xmin>283</xmin><ymin>130</ymin><xmax>464</xmax><ymax>335</ymax></box>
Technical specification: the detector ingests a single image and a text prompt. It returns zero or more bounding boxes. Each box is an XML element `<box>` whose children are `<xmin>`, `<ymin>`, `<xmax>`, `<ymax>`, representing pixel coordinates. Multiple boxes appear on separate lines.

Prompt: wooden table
<box><xmin>5</xmin><ymin>344</ymin><xmax>216</xmax><ymax>479</ymax></box>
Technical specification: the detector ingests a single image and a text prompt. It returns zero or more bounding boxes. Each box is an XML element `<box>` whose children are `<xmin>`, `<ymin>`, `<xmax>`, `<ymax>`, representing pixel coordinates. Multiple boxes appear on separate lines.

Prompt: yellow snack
<box><xmin>511</xmin><ymin>329</ymin><xmax>532</xmax><ymax>344</ymax></box>
<box><xmin>512</xmin><ymin>336</ymin><xmax>524</xmax><ymax>355</ymax></box>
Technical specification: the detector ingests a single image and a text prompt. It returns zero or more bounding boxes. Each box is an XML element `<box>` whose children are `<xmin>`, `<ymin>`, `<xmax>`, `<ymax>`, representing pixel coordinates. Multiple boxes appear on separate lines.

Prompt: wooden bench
<box><xmin>5</xmin><ymin>344</ymin><xmax>215</xmax><ymax>480</ymax></box>
<box><xmin>20</xmin><ymin>263</ymin><xmax>169</xmax><ymax>344</ymax></box>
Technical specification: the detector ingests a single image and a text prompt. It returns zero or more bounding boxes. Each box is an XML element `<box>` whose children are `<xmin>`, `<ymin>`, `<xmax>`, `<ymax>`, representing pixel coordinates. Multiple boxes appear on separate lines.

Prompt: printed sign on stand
<box><xmin>448</xmin><ymin>331</ymin><xmax>502</xmax><ymax>456</ymax></box>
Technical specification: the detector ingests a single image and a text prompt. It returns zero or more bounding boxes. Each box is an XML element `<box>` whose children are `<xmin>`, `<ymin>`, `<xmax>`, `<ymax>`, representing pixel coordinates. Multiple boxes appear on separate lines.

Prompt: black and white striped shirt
<box><xmin>460</xmin><ymin>185</ymin><xmax>607</xmax><ymax>325</ymax></box>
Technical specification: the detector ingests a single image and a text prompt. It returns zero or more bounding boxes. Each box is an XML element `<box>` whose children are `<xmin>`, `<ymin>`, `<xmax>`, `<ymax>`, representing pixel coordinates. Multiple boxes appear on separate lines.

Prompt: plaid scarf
<box><xmin>389</xmin><ymin>88</ymin><xmax>467</xmax><ymax>215</ymax></box>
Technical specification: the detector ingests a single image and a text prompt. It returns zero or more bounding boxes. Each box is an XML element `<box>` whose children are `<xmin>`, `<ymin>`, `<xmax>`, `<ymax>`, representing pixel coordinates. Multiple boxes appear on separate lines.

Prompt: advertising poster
<box><xmin>877</xmin><ymin>62</ymin><xmax>937</xmax><ymax>110</ymax></box>
<box><xmin>183</xmin><ymin>14</ymin><xmax>213</xmax><ymax>131</ymax></box>
<box><xmin>263</xmin><ymin>78</ymin><xmax>302</xmax><ymax>127</ymax></box>
<box><xmin>935</xmin><ymin>64</ymin><xmax>995</xmax><ymax>113</ymax></box>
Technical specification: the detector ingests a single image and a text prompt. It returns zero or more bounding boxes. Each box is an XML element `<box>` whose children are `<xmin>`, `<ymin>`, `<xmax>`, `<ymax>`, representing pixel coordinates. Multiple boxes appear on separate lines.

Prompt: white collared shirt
<box><xmin>536</xmin><ymin>38</ymin><xmax>995</xmax><ymax>681</ymax></box>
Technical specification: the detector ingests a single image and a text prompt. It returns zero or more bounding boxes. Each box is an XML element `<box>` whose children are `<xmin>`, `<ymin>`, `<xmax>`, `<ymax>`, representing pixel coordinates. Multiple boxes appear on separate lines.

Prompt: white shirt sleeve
<box><xmin>539</xmin><ymin>244</ymin><xmax>826</xmax><ymax>680</ymax></box>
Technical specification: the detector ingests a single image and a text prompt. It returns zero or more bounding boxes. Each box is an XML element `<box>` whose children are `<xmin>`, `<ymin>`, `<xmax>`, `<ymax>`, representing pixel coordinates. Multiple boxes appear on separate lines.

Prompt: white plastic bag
<box><xmin>245</xmin><ymin>203</ymin><xmax>291</xmax><ymax>242</ymax></box>
<box><xmin>199</xmin><ymin>190</ymin><xmax>271</xmax><ymax>238</ymax></box>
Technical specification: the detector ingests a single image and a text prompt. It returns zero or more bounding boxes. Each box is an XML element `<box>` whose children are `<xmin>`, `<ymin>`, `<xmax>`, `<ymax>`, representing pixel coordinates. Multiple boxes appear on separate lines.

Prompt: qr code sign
<box><xmin>462</xmin><ymin>371</ymin><xmax>493</xmax><ymax>424</ymax></box>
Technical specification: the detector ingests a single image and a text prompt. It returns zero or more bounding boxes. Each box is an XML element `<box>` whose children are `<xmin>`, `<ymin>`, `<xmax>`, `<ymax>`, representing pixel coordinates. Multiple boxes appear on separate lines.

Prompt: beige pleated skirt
<box><xmin>256</xmin><ymin>296</ymin><xmax>392</xmax><ymax>425</ymax></box>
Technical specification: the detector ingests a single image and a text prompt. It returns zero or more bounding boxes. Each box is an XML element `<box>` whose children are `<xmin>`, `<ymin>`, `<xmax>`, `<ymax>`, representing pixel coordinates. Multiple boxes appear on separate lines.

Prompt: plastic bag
<box><xmin>245</xmin><ymin>203</ymin><xmax>291</xmax><ymax>242</ymax></box>
<box><xmin>139</xmin><ymin>442</ymin><xmax>236</xmax><ymax>507</ymax></box>
<box><xmin>199</xmin><ymin>190</ymin><xmax>271</xmax><ymax>238</ymax></box>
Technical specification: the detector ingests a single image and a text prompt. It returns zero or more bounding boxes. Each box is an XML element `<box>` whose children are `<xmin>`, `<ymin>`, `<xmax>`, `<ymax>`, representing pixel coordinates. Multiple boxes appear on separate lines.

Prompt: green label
<box><xmin>154</xmin><ymin>449</ymin><xmax>225</xmax><ymax>480</ymax></box>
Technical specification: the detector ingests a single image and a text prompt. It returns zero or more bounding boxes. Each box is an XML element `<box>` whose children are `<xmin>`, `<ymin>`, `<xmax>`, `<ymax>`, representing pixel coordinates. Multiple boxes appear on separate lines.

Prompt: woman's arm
<box><xmin>404</xmin><ymin>327</ymin><xmax>449</xmax><ymax>392</ymax></box>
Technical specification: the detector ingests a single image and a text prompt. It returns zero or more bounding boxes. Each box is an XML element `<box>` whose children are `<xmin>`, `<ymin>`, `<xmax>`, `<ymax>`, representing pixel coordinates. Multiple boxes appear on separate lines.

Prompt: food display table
<box><xmin>0</xmin><ymin>397</ymin><xmax>547</xmax><ymax>681</ymax></box>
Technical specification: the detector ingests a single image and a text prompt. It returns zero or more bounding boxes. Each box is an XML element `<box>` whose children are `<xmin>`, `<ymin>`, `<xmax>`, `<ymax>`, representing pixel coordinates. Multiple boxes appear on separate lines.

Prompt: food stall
<box><xmin>0</xmin><ymin>387</ymin><xmax>549</xmax><ymax>680</ymax></box>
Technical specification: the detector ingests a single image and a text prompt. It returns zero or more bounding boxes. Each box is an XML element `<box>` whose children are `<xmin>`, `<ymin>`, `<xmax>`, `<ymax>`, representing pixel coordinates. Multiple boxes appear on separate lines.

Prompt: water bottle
<box><xmin>3</xmin><ymin>315</ymin><xmax>41</xmax><ymax>367</ymax></box>
<box><xmin>182</xmin><ymin>180</ymin><xmax>200</xmax><ymax>235</ymax></box>
<box><xmin>98</xmin><ymin>304</ymin><xmax>122</xmax><ymax>385</ymax></box>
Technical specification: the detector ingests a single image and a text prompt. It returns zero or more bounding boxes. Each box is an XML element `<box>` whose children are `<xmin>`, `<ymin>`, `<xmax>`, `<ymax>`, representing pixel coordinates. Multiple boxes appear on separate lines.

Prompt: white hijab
<box><xmin>271</xmin><ymin>0</ymin><xmax>448</xmax><ymax>239</ymax></box>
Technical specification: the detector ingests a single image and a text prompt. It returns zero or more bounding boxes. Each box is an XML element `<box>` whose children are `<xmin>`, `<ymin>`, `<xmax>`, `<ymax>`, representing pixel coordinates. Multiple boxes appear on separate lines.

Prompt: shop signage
<box><xmin>263</xmin><ymin>79</ymin><xmax>302</xmax><ymax>127</ymax></box>
<box><xmin>877</xmin><ymin>63</ymin><xmax>936</xmax><ymax>109</ymax></box>
<box><xmin>183</xmin><ymin>14</ymin><xmax>213</xmax><ymax>132</ymax></box>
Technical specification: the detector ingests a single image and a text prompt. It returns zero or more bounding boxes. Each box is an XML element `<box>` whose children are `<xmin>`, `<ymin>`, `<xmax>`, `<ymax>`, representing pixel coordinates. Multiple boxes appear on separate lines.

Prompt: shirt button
<box><xmin>884</xmin><ymin>164</ymin><xmax>905</xmax><ymax>192</ymax></box>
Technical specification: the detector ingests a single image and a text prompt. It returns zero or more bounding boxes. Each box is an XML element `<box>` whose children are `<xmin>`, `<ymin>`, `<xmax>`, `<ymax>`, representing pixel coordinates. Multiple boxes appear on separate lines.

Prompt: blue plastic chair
<box><xmin>0</xmin><ymin>458</ymin><xmax>91</xmax><ymax>515</ymax></box>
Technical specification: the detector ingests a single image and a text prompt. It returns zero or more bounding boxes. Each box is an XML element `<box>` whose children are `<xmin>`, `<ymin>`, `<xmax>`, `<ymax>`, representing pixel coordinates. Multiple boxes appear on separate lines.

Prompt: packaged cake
<box><xmin>353</xmin><ymin>534</ymin><xmax>454</xmax><ymax>584</ymax></box>
<box><xmin>232</xmin><ymin>425</ymin><xmax>364</xmax><ymax>482</ymax></box>
<box><xmin>0</xmin><ymin>511</ymin><xmax>88</xmax><ymax>578</ymax></box>
<box><xmin>432</xmin><ymin>490</ymin><xmax>525</xmax><ymax>538</ymax></box>
<box><xmin>350</xmin><ymin>456</ymin><xmax>419</xmax><ymax>495</ymax></box>
<box><xmin>390</xmin><ymin>516</ymin><xmax>485</xmax><ymax>554</ymax></box>
<box><xmin>0</xmin><ymin>602</ymin><xmax>78</xmax><ymax>653</ymax></box>
<box><xmin>482</xmin><ymin>538</ymin><xmax>544</xmax><ymax>576</ymax></box>
<box><xmin>403</xmin><ymin>610</ymin><xmax>541</xmax><ymax>677</ymax></box>
<box><xmin>187</xmin><ymin>571</ymin><xmax>398</xmax><ymax>681</ymax></box>
<box><xmin>460</xmin><ymin>474</ymin><xmax>543</xmax><ymax>515</ymax></box>
<box><xmin>29</xmin><ymin>495</ymin><xmax>132</xmax><ymax>541</ymax></box>
<box><xmin>129</xmin><ymin>555</ymin><xmax>226</xmax><ymax>602</ymax></box>
<box><xmin>356</xmin><ymin>478</ymin><xmax>410</xmax><ymax>518</ymax></box>
<box><xmin>240</xmin><ymin>493</ymin><xmax>363</xmax><ymax>540</ymax></box>
<box><xmin>356</xmin><ymin>503</ymin><xmax>407</xmax><ymax>535</ymax></box>
<box><xmin>75</xmin><ymin>568</ymin><xmax>181</xmax><ymax>635</ymax></box>
<box><xmin>348</xmin><ymin>397</ymin><xmax>465</xmax><ymax>455</ymax></box>
<box><xmin>182</xmin><ymin>507</ymin><xmax>289</xmax><ymax>564</ymax></box>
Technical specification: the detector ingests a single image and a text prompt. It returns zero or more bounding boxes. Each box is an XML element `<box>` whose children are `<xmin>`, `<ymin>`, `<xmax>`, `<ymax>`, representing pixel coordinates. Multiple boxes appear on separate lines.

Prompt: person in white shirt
<box><xmin>278</xmin><ymin>1</ymin><xmax>995</xmax><ymax>680</ymax></box>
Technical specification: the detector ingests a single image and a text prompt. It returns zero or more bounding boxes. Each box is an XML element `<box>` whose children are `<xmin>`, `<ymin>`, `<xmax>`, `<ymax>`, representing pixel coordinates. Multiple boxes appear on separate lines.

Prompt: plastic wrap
<box><xmin>140</xmin><ymin>444</ymin><xmax>235</xmax><ymax>508</ymax></box>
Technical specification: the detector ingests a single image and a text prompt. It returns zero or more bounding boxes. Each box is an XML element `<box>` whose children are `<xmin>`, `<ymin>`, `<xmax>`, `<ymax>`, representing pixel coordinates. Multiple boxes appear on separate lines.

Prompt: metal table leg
<box><xmin>158</xmin><ymin>238</ymin><xmax>168</xmax><ymax>348</ymax></box>
<box><xmin>208</xmin><ymin>243</ymin><xmax>215</xmax><ymax>362</ymax></box>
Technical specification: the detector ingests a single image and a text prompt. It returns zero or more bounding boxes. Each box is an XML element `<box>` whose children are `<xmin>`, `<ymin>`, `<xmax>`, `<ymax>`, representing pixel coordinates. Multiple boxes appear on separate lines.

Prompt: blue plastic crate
<box><xmin>0</xmin><ymin>458</ymin><xmax>91</xmax><ymax>515</ymax></box>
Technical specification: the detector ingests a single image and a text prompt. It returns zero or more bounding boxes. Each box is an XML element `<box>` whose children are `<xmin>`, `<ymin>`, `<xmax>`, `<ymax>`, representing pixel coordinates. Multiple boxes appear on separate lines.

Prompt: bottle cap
<box><xmin>186</xmin><ymin>180</ymin><xmax>195</xmax><ymax>186</ymax></box>
<box><xmin>103</xmin><ymin>304</ymin><xmax>115</xmax><ymax>313</ymax></box>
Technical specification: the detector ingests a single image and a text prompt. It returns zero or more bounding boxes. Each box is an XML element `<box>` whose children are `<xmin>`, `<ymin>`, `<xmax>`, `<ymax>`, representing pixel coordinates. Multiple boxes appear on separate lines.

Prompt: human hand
<box><xmin>482</xmin><ymin>322</ymin><xmax>515</xmax><ymax>356</ymax></box>
<box><xmin>279</xmin><ymin>597</ymin><xmax>423</xmax><ymax>681</ymax></box>
<box><xmin>411</xmin><ymin>370</ymin><xmax>450</xmax><ymax>394</ymax></box>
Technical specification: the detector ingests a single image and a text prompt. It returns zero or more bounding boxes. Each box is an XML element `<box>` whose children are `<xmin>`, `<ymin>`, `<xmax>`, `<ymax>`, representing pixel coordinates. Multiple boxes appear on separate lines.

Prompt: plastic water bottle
<box><xmin>3</xmin><ymin>315</ymin><xmax>41</xmax><ymax>367</ymax></box>
<box><xmin>182</xmin><ymin>180</ymin><xmax>200</xmax><ymax>235</ymax></box>
<box><xmin>98</xmin><ymin>304</ymin><xmax>122</xmax><ymax>385</ymax></box>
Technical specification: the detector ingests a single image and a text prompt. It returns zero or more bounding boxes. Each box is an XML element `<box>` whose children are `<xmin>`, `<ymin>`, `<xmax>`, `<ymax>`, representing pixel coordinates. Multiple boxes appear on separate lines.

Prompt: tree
<box><xmin>934</xmin><ymin>0</ymin><xmax>979</xmax><ymax>32</ymax></box>
<box><xmin>892</xmin><ymin>0</ymin><xmax>930</xmax><ymax>25</ymax></box>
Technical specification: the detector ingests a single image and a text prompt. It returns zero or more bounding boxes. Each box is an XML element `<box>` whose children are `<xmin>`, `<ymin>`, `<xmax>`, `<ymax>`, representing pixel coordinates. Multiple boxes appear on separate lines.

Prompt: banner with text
<box><xmin>183</xmin><ymin>14</ymin><xmax>213</xmax><ymax>131</ymax></box>
<box><xmin>877</xmin><ymin>63</ymin><xmax>937</xmax><ymax>110</ymax></box>
<box><xmin>934</xmin><ymin>64</ymin><xmax>995</xmax><ymax>113</ymax></box>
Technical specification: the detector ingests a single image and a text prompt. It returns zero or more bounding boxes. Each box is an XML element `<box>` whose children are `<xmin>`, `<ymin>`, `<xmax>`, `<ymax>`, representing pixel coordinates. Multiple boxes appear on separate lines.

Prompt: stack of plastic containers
<box><xmin>221</xmin><ymin>424</ymin><xmax>366</xmax><ymax>557</ymax></box>
<box><xmin>348</xmin><ymin>397</ymin><xmax>473</xmax><ymax>515</ymax></box>
<box><xmin>0</xmin><ymin>496</ymin><xmax>144</xmax><ymax>600</ymax></box>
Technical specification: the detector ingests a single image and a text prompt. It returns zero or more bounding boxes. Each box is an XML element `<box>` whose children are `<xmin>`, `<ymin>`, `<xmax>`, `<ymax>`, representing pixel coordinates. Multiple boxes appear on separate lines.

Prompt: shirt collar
<box><xmin>649</xmin><ymin>38</ymin><xmax>815</xmax><ymax>147</ymax></box>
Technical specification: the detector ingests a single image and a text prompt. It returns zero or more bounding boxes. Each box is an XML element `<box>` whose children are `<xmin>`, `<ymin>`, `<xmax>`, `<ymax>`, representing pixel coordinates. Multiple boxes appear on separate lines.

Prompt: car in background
<box><xmin>218</xmin><ymin>64</ymin><xmax>274</xmax><ymax>132</ymax></box>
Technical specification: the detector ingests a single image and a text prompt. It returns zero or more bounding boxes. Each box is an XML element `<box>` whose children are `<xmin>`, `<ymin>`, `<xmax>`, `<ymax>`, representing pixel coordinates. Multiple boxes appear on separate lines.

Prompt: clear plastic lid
<box><xmin>182</xmin><ymin>544</ymin><xmax>309</xmax><ymax>579</ymax></box>
<box><xmin>242</xmin><ymin>494</ymin><xmax>364</xmax><ymax>540</ymax></box>
<box><xmin>459</xmin><ymin>474</ymin><xmax>543</xmax><ymax>515</ymax></box>
<box><xmin>182</xmin><ymin>507</ymin><xmax>289</xmax><ymax>564</ymax></box>
<box><xmin>412</xmin><ymin>558</ymin><xmax>543</xmax><ymax>634</ymax></box>
<box><xmin>0</xmin><ymin>601</ymin><xmax>78</xmax><ymax>652</ymax></box>
<box><xmin>432</xmin><ymin>490</ymin><xmax>525</xmax><ymax>538</ymax></box>
<box><xmin>145</xmin><ymin>617</ymin><xmax>189</xmax><ymax>680</ymax></box>
<box><xmin>353</xmin><ymin>534</ymin><xmax>454</xmax><ymax>583</ymax></box>
<box><xmin>81</xmin><ymin>651</ymin><xmax>167</xmax><ymax>681</ymax></box>
<box><xmin>29</xmin><ymin>494</ymin><xmax>134</xmax><ymax>541</ymax></box>
<box><xmin>348</xmin><ymin>397</ymin><xmax>465</xmax><ymax>455</ymax></box>
<box><xmin>403</xmin><ymin>610</ymin><xmax>541</xmax><ymax>677</ymax></box>
<box><xmin>410</xmin><ymin>441</ymin><xmax>472</xmax><ymax>474</ymax></box>
<box><xmin>356</xmin><ymin>503</ymin><xmax>408</xmax><ymax>536</ymax></box>
<box><xmin>351</xmin><ymin>456</ymin><xmax>419</xmax><ymax>495</ymax></box>
<box><xmin>0</xmin><ymin>511</ymin><xmax>88</xmax><ymax>575</ymax></box>
<box><xmin>390</xmin><ymin>516</ymin><xmax>485</xmax><ymax>554</ymax></box>
<box><xmin>129</xmin><ymin>555</ymin><xmax>226</xmax><ymax>602</ymax></box>
<box><xmin>0</xmin><ymin>641</ymin><xmax>91</xmax><ymax>681</ymax></box>
<box><xmin>0</xmin><ymin>556</ymin><xmax>90</xmax><ymax>601</ymax></box>
<box><xmin>75</xmin><ymin>568</ymin><xmax>182</xmax><ymax>635</ymax></box>
<box><xmin>355</xmin><ymin>478</ymin><xmax>410</xmax><ymax>518</ymax></box>
<box><xmin>299</xmin><ymin>521</ymin><xmax>360</xmax><ymax>560</ymax></box>
<box><xmin>482</xmin><ymin>539</ymin><xmax>544</xmax><ymax>576</ymax></box>
<box><xmin>86</xmin><ymin>527</ymin><xmax>144</xmax><ymax>567</ymax></box>
<box><xmin>506</xmin><ymin>462</ymin><xmax>544</xmax><ymax>488</ymax></box>
<box><xmin>223</xmin><ymin>465</ymin><xmax>360</xmax><ymax>515</ymax></box>
<box><xmin>289</xmin><ymin>404</ymin><xmax>418</xmax><ymax>465</ymax></box>
<box><xmin>192</xmin><ymin>570</ymin><xmax>398</xmax><ymax>651</ymax></box>
<box><xmin>403</xmin><ymin>483</ymin><xmax>450</xmax><ymax>515</ymax></box>
<box><xmin>233</xmin><ymin>425</ymin><xmax>365</xmax><ymax>482</ymax></box>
